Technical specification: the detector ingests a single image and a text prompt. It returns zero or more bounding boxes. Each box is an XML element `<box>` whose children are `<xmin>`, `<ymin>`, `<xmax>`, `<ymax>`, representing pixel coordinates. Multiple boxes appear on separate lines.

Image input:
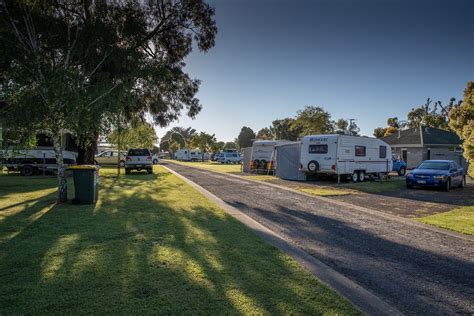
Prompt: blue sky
<box><xmin>156</xmin><ymin>0</ymin><xmax>473</xmax><ymax>142</ymax></box>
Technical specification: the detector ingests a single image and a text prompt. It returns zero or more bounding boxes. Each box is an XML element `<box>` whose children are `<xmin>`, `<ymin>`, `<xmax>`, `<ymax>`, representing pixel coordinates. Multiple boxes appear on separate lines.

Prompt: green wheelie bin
<box><xmin>69</xmin><ymin>165</ymin><xmax>99</xmax><ymax>204</ymax></box>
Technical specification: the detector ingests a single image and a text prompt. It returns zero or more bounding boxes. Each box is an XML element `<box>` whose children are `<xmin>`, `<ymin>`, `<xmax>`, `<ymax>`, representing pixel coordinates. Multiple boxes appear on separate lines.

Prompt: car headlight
<box><xmin>433</xmin><ymin>175</ymin><xmax>446</xmax><ymax>180</ymax></box>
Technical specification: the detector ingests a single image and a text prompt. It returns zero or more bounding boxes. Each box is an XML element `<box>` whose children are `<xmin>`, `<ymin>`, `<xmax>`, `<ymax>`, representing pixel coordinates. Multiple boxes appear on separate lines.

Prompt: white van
<box><xmin>300</xmin><ymin>135</ymin><xmax>392</xmax><ymax>182</ymax></box>
<box><xmin>218</xmin><ymin>152</ymin><xmax>242</xmax><ymax>164</ymax></box>
<box><xmin>251</xmin><ymin>140</ymin><xmax>295</xmax><ymax>171</ymax></box>
<box><xmin>174</xmin><ymin>148</ymin><xmax>203</xmax><ymax>161</ymax></box>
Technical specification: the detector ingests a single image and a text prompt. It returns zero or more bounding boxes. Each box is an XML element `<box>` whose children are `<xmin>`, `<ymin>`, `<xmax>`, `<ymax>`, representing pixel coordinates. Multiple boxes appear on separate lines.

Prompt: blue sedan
<box><xmin>406</xmin><ymin>160</ymin><xmax>466</xmax><ymax>191</ymax></box>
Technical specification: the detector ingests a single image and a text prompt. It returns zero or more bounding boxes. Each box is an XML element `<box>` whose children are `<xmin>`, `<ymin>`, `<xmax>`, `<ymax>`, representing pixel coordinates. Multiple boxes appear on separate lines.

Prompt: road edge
<box><xmin>162</xmin><ymin>164</ymin><xmax>403</xmax><ymax>316</ymax></box>
<box><xmin>164</xmin><ymin>161</ymin><xmax>474</xmax><ymax>242</ymax></box>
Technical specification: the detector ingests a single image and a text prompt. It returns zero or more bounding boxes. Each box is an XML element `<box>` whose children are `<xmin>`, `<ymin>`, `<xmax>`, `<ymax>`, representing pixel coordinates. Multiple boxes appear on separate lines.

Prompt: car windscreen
<box><xmin>128</xmin><ymin>149</ymin><xmax>149</xmax><ymax>156</ymax></box>
<box><xmin>417</xmin><ymin>161</ymin><xmax>449</xmax><ymax>170</ymax></box>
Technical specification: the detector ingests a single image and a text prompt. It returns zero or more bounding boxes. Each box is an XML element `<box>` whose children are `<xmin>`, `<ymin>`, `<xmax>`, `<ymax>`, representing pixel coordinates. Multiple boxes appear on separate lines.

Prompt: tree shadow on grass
<box><xmin>0</xmin><ymin>171</ymin><xmax>358</xmax><ymax>315</ymax></box>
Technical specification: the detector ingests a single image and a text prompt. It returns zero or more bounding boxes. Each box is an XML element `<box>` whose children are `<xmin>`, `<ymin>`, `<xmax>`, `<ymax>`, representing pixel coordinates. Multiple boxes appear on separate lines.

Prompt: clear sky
<box><xmin>156</xmin><ymin>0</ymin><xmax>473</xmax><ymax>142</ymax></box>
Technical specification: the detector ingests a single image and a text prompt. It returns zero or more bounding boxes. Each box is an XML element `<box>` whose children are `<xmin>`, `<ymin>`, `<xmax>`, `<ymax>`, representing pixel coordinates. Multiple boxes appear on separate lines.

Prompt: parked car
<box><xmin>95</xmin><ymin>150</ymin><xmax>127</xmax><ymax>167</ymax></box>
<box><xmin>218</xmin><ymin>152</ymin><xmax>242</xmax><ymax>164</ymax></box>
<box><xmin>125</xmin><ymin>148</ymin><xmax>153</xmax><ymax>174</ymax></box>
<box><xmin>406</xmin><ymin>160</ymin><xmax>466</xmax><ymax>191</ymax></box>
<box><xmin>392</xmin><ymin>158</ymin><xmax>407</xmax><ymax>176</ymax></box>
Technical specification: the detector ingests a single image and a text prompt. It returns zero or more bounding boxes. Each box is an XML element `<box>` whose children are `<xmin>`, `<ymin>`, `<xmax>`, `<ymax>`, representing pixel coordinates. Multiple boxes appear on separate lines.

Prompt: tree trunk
<box><xmin>77</xmin><ymin>132</ymin><xmax>98</xmax><ymax>164</ymax></box>
<box><xmin>53</xmin><ymin>134</ymin><xmax>68</xmax><ymax>203</ymax></box>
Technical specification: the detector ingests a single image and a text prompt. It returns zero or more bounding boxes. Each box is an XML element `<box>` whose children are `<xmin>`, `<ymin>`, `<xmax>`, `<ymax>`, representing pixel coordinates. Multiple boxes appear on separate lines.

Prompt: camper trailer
<box><xmin>1</xmin><ymin>132</ymin><xmax>77</xmax><ymax>176</ymax></box>
<box><xmin>174</xmin><ymin>148</ymin><xmax>203</xmax><ymax>161</ymax></box>
<box><xmin>300</xmin><ymin>135</ymin><xmax>392</xmax><ymax>182</ymax></box>
<box><xmin>250</xmin><ymin>140</ymin><xmax>295</xmax><ymax>171</ymax></box>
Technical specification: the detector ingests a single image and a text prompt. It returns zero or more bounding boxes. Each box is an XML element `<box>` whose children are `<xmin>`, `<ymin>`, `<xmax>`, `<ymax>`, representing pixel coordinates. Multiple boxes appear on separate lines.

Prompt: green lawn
<box><xmin>0</xmin><ymin>166</ymin><xmax>358</xmax><ymax>315</ymax></box>
<box><xmin>416</xmin><ymin>206</ymin><xmax>474</xmax><ymax>235</ymax></box>
<box><xmin>165</xmin><ymin>159</ymin><xmax>242</xmax><ymax>174</ymax></box>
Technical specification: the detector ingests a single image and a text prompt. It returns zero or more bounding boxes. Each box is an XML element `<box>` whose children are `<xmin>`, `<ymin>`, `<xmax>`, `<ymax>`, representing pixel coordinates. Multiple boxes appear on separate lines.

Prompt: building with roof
<box><xmin>382</xmin><ymin>126</ymin><xmax>466</xmax><ymax>169</ymax></box>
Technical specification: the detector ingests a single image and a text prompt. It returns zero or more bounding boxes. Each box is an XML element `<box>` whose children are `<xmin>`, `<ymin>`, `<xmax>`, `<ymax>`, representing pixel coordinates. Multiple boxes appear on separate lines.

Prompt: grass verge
<box><xmin>416</xmin><ymin>206</ymin><xmax>474</xmax><ymax>235</ymax></box>
<box><xmin>0</xmin><ymin>166</ymin><xmax>358</xmax><ymax>315</ymax></box>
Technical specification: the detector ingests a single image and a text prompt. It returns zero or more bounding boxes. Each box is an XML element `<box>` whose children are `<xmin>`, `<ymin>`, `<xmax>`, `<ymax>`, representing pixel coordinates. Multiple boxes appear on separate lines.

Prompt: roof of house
<box><xmin>382</xmin><ymin>127</ymin><xmax>462</xmax><ymax>146</ymax></box>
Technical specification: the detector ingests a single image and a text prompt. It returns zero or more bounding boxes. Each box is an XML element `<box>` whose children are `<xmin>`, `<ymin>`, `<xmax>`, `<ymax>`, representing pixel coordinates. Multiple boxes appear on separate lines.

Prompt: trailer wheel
<box><xmin>252</xmin><ymin>160</ymin><xmax>260</xmax><ymax>169</ymax></box>
<box><xmin>358</xmin><ymin>171</ymin><xmax>365</xmax><ymax>182</ymax></box>
<box><xmin>21</xmin><ymin>165</ymin><xmax>35</xmax><ymax>176</ymax></box>
<box><xmin>307</xmin><ymin>161</ymin><xmax>319</xmax><ymax>173</ymax></box>
<box><xmin>398</xmin><ymin>167</ymin><xmax>406</xmax><ymax>176</ymax></box>
<box><xmin>351</xmin><ymin>171</ymin><xmax>359</xmax><ymax>183</ymax></box>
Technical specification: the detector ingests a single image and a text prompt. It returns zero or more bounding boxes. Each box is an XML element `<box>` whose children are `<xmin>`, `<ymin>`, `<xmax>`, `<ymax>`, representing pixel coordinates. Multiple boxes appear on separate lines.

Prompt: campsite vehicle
<box><xmin>406</xmin><ymin>160</ymin><xmax>466</xmax><ymax>191</ymax></box>
<box><xmin>1</xmin><ymin>132</ymin><xmax>78</xmax><ymax>176</ymax></box>
<box><xmin>218</xmin><ymin>152</ymin><xmax>242</xmax><ymax>164</ymax></box>
<box><xmin>250</xmin><ymin>140</ymin><xmax>295</xmax><ymax>171</ymax></box>
<box><xmin>300</xmin><ymin>134</ymin><xmax>393</xmax><ymax>182</ymax></box>
<box><xmin>1</xmin><ymin>148</ymin><xmax>77</xmax><ymax>176</ymax></box>
<box><xmin>174</xmin><ymin>148</ymin><xmax>203</xmax><ymax>161</ymax></box>
<box><xmin>392</xmin><ymin>158</ymin><xmax>407</xmax><ymax>176</ymax></box>
<box><xmin>95</xmin><ymin>150</ymin><xmax>127</xmax><ymax>167</ymax></box>
<box><xmin>125</xmin><ymin>148</ymin><xmax>153</xmax><ymax>174</ymax></box>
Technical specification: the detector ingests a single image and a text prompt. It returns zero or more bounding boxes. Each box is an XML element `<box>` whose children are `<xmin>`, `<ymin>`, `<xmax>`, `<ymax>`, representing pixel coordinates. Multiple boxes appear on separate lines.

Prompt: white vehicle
<box><xmin>1</xmin><ymin>148</ymin><xmax>77</xmax><ymax>176</ymax></box>
<box><xmin>251</xmin><ymin>140</ymin><xmax>295</xmax><ymax>171</ymax></box>
<box><xmin>174</xmin><ymin>148</ymin><xmax>203</xmax><ymax>161</ymax></box>
<box><xmin>300</xmin><ymin>134</ymin><xmax>393</xmax><ymax>182</ymax></box>
<box><xmin>218</xmin><ymin>152</ymin><xmax>242</xmax><ymax>164</ymax></box>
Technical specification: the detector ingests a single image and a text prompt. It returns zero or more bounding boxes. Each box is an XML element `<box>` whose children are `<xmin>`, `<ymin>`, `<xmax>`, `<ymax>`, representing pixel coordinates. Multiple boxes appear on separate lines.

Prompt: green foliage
<box><xmin>407</xmin><ymin>98</ymin><xmax>460</xmax><ymax>129</ymax></box>
<box><xmin>189</xmin><ymin>132</ymin><xmax>216</xmax><ymax>159</ymax></box>
<box><xmin>270</xmin><ymin>118</ymin><xmax>299</xmax><ymax>141</ymax></box>
<box><xmin>291</xmin><ymin>106</ymin><xmax>333</xmax><ymax>137</ymax></box>
<box><xmin>256</xmin><ymin>127</ymin><xmax>273</xmax><ymax>140</ymax></box>
<box><xmin>108</xmin><ymin>122</ymin><xmax>157</xmax><ymax>150</ymax></box>
<box><xmin>449</xmin><ymin>82</ymin><xmax>474</xmax><ymax>177</ymax></box>
<box><xmin>237</xmin><ymin>126</ymin><xmax>255</xmax><ymax>148</ymax></box>
<box><xmin>373</xmin><ymin>127</ymin><xmax>386</xmax><ymax>138</ymax></box>
<box><xmin>224</xmin><ymin>141</ymin><xmax>238</xmax><ymax>150</ymax></box>
<box><xmin>160</xmin><ymin>127</ymin><xmax>196</xmax><ymax>152</ymax></box>
<box><xmin>335</xmin><ymin>118</ymin><xmax>359</xmax><ymax>136</ymax></box>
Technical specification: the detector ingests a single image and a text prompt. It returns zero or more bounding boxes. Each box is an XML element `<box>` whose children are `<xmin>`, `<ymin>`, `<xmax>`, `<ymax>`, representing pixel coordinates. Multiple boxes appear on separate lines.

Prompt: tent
<box><xmin>275</xmin><ymin>142</ymin><xmax>306</xmax><ymax>181</ymax></box>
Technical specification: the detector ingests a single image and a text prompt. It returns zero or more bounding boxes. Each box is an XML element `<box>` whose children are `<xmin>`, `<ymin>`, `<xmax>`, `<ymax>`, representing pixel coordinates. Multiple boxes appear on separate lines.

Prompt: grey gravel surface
<box><xmin>165</xmin><ymin>162</ymin><xmax>474</xmax><ymax>315</ymax></box>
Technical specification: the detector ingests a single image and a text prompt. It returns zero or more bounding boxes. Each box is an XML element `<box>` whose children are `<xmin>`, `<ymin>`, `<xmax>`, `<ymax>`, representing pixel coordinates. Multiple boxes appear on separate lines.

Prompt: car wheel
<box><xmin>358</xmin><ymin>171</ymin><xmax>365</xmax><ymax>182</ymax></box>
<box><xmin>398</xmin><ymin>167</ymin><xmax>406</xmax><ymax>176</ymax></box>
<box><xmin>443</xmin><ymin>178</ymin><xmax>451</xmax><ymax>192</ymax></box>
<box><xmin>21</xmin><ymin>165</ymin><xmax>35</xmax><ymax>176</ymax></box>
<box><xmin>351</xmin><ymin>171</ymin><xmax>359</xmax><ymax>183</ymax></box>
<box><xmin>226</xmin><ymin>160</ymin><xmax>231</xmax><ymax>164</ymax></box>
<box><xmin>307</xmin><ymin>161</ymin><xmax>319</xmax><ymax>173</ymax></box>
<box><xmin>147</xmin><ymin>168</ymin><xmax>153</xmax><ymax>174</ymax></box>
<box><xmin>459</xmin><ymin>176</ymin><xmax>466</xmax><ymax>188</ymax></box>
<box><xmin>153</xmin><ymin>159</ymin><xmax>158</xmax><ymax>164</ymax></box>
<box><xmin>119</xmin><ymin>160</ymin><xmax>125</xmax><ymax>167</ymax></box>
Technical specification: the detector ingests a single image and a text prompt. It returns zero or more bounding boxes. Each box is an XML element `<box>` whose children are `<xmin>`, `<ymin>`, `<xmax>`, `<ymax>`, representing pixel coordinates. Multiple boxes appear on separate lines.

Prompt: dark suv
<box><xmin>125</xmin><ymin>148</ymin><xmax>153</xmax><ymax>174</ymax></box>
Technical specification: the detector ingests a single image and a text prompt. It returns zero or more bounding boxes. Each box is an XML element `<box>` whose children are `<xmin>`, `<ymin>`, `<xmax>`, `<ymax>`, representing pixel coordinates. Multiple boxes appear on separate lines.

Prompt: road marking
<box><xmin>163</xmin><ymin>164</ymin><xmax>403</xmax><ymax>316</ymax></box>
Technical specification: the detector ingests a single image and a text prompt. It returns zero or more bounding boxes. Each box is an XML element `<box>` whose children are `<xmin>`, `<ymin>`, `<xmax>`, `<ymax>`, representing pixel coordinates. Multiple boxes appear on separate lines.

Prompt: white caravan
<box><xmin>174</xmin><ymin>148</ymin><xmax>203</xmax><ymax>161</ymax></box>
<box><xmin>1</xmin><ymin>148</ymin><xmax>77</xmax><ymax>176</ymax></box>
<box><xmin>300</xmin><ymin>135</ymin><xmax>393</xmax><ymax>182</ymax></box>
<box><xmin>250</xmin><ymin>140</ymin><xmax>295</xmax><ymax>171</ymax></box>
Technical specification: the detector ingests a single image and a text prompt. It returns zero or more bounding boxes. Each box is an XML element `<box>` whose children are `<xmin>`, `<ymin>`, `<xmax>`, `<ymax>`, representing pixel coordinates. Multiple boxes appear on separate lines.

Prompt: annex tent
<box><xmin>275</xmin><ymin>142</ymin><xmax>306</xmax><ymax>181</ymax></box>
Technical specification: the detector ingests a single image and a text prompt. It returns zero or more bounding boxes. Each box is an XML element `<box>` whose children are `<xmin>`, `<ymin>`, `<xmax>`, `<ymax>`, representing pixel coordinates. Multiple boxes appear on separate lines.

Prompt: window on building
<box><xmin>355</xmin><ymin>145</ymin><xmax>366</xmax><ymax>157</ymax></box>
<box><xmin>309</xmin><ymin>144</ymin><xmax>328</xmax><ymax>154</ymax></box>
<box><xmin>379</xmin><ymin>146</ymin><xmax>387</xmax><ymax>158</ymax></box>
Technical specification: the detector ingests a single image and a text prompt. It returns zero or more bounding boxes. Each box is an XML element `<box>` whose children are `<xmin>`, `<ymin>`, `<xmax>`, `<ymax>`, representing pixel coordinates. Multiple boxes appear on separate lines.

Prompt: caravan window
<box><xmin>355</xmin><ymin>146</ymin><xmax>366</xmax><ymax>157</ymax></box>
<box><xmin>309</xmin><ymin>144</ymin><xmax>328</xmax><ymax>154</ymax></box>
<box><xmin>379</xmin><ymin>146</ymin><xmax>387</xmax><ymax>158</ymax></box>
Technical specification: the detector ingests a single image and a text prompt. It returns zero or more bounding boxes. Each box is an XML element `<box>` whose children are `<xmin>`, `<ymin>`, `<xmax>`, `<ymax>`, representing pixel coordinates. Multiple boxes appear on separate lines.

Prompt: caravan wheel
<box><xmin>21</xmin><ymin>165</ymin><xmax>35</xmax><ymax>176</ymax></box>
<box><xmin>358</xmin><ymin>171</ymin><xmax>365</xmax><ymax>182</ymax></box>
<box><xmin>307</xmin><ymin>161</ymin><xmax>319</xmax><ymax>173</ymax></box>
<box><xmin>351</xmin><ymin>172</ymin><xmax>359</xmax><ymax>183</ymax></box>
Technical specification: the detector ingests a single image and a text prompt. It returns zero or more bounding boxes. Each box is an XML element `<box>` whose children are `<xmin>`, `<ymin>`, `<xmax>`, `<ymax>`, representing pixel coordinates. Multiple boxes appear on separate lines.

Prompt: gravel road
<box><xmin>165</xmin><ymin>162</ymin><xmax>474</xmax><ymax>315</ymax></box>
